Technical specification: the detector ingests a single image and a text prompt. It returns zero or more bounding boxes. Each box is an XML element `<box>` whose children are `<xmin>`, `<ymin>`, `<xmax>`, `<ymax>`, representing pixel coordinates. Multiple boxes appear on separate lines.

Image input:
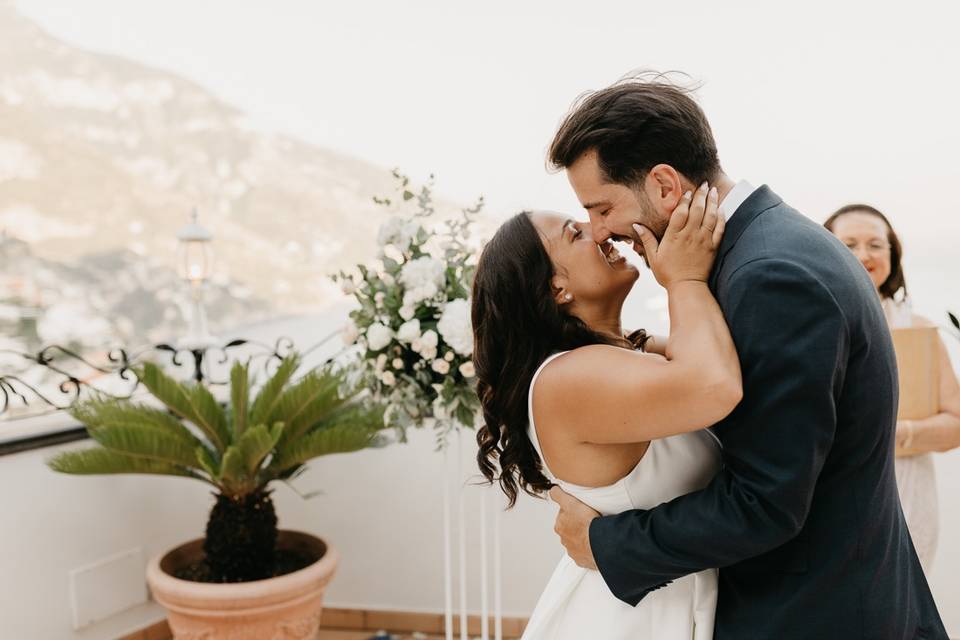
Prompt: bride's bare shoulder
<box><xmin>536</xmin><ymin>345</ymin><xmax>664</xmax><ymax>396</ymax></box>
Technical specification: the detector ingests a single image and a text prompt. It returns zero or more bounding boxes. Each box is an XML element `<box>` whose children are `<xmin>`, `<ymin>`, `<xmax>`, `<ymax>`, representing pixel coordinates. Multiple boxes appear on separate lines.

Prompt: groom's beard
<box><xmin>630</xmin><ymin>195</ymin><xmax>665</xmax><ymax>269</ymax></box>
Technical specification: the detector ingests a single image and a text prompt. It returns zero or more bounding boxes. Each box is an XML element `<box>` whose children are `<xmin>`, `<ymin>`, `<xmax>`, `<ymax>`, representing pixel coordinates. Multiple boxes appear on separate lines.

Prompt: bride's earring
<box><xmin>564</xmin><ymin>293</ymin><xmax>573</xmax><ymax>302</ymax></box>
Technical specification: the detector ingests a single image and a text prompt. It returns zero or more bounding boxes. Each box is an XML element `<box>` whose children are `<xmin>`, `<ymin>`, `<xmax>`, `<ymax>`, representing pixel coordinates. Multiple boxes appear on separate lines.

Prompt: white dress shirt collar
<box><xmin>719</xmin><ymin>180</ymin><xmax>757</xmax><ymax>221</ymax></box>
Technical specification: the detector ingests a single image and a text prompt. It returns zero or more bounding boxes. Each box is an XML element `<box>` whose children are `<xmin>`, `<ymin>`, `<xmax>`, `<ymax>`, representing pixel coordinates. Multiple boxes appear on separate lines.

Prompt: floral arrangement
<box><xmin>333</xmin><ymin>172</ymin><xmax>483</xmax><ymax>446</ymax></box>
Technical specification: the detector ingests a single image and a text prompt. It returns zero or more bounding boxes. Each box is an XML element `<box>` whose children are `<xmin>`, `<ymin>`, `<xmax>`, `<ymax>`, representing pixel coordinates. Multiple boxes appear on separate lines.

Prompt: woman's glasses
<box><xmin>843</xmin><ymin>240</ymin><xmax>891</xmax><ymax>256</ymax></box>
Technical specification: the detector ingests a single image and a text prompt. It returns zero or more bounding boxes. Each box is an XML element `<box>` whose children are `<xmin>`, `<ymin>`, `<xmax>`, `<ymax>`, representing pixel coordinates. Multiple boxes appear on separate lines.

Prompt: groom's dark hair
<box><xmin>548</xmin><ymin>71</ymin><xmax>721</xmax><ymax>187</ymax></box>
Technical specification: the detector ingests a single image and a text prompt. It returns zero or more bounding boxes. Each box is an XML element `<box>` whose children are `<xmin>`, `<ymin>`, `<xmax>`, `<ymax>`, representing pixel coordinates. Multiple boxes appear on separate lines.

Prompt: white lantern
<box><xmin>175</xmin><ymin>208</ymin><xmax>218</xmax><ymax>352</ymax></box>
<box><xmin>176</xmin><ymin>208</ymin><xmax>214</xmax><ymax>285</ymax></box>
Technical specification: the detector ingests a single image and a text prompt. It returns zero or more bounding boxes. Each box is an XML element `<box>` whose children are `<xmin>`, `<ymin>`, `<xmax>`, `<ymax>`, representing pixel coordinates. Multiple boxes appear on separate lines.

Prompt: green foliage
<box><xmin>336</xmin><ymin>171</ymin><xmax>483</xmax><ymax>447</ymax></box>
<box><xmin>249</xmin><ymin>355</ymin><xmax>300</xmax><ymax>426</ymax></box>
<box><xmin>136</xmin><ymin>362</ymin><xmax>231</xmax><ymax>451</ymax></box>
<box><xmin>229</xmin><ymin>361</ymin><xmax>250</xmax><ymax>438</ymax></box>
<box><xmin>49</xmin><ymin>354</ymin><xmax>387</xmax><ymax>499</ymax></box>
<box><xmin>48</xmin><ymin>448</ymin><xmax>196</xmax><ymax>479</ymax></box>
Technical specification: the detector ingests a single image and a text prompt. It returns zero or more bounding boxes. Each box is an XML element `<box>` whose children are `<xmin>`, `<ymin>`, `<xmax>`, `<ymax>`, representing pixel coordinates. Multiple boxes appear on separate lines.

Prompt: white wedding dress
<box><xmin>522</xmin><ymin>352</ymin><xmax>722</xmax><ymax>640</ymax></box>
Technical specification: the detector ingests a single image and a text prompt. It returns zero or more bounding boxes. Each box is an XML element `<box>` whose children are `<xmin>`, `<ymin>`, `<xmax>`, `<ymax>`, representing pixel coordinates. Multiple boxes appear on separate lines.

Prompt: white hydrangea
<box><xmin>437</xmin><ymin>299</ymin><xmax>472</xmax><ymax>355</ymax></box>
<box><xmin>377</xmin><ymin>217</ymin><xmax>423</xmax><ymax>253</ymax></box>
<box><xmin>399</xmin><ymin>304</ymin><xmax>416</xmax><ymax>321</ymax></box>
<box><xmin>400</xmin><ymin>256</ymin><xmax>445</xmax><ymax>306</ymax></box>
<box><xmin>396</xmin><ymin>319</ymin><xmax>421</xmax><ymax>343</ymax></box>
<box><xmin>366</xmin><ymin>322</ymin><xmax>393</xmax><ymax>351</ymax></box>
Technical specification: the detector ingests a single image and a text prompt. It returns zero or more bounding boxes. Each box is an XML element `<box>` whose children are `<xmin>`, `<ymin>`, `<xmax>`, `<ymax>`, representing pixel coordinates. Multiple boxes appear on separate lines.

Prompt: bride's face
<box><xmin>529</xmin><ymin>211</ymin><xmax>638</xmax><ymax>307</ymax></box>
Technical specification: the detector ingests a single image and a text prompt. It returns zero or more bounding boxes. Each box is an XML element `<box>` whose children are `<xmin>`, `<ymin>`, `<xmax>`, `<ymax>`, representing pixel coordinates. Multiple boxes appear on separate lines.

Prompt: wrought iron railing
<box><xmin>0</xmin><ymin>328</ymin><xmax>346</xmax><ymax>422</ymax></box>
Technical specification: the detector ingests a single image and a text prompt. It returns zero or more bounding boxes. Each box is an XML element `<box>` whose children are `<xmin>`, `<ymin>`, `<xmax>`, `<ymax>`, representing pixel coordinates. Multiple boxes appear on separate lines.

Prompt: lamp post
<box><xmin>176</xmin><ymin>208</ymin><xmax>217</xmax><ymax>380</ymax></box>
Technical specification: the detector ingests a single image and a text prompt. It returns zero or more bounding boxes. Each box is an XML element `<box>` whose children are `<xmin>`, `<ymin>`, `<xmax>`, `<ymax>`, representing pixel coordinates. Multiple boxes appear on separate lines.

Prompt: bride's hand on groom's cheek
<box><xmin>632</xmin><ymin>182</ymin><xmax>724</xmax><ymax>289</ymax></box>
<box><xmin>550</xmin><ymin>486</ymin><xmax>601</xmax><ymax>570</ymax></box>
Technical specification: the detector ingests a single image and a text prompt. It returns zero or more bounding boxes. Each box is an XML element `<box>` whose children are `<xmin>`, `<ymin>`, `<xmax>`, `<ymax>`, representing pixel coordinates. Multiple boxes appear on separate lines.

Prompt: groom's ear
<box><xmin>645</xmin><ymin>164</ymin><xmax>687</xmax><ymax>215</ymax></box>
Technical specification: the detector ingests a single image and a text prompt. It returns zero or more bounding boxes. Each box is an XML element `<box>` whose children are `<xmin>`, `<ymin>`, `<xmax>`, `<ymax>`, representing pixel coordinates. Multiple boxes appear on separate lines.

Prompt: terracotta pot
<box><xmin>146</xmin><ymin>530</ymin><xmax>338</xmax><ymax>640</ymax></box>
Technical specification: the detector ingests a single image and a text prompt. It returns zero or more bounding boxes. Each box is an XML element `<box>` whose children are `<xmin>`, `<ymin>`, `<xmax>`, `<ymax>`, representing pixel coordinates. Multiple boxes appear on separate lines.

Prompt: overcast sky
<box><xmin>14</xmin><ymin>0</ymin><xmax>960</xmax><ymax>320</ymax></box>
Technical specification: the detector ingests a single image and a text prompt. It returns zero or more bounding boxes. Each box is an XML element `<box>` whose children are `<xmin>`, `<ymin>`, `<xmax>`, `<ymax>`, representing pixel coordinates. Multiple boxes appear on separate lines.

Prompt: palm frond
<box><xmin>87</xmin><ymin>424</ymin><xmax>202</xmax><ymax>469</ymax></box>
<box><xmin>218</xmin><ymin>446</ymin><xmax>245</xmax><ymax>493</ymax></box>
<box><xmin>48</xmin><ymin>447</ymin><xmax>195</xmax><ymax>479</ymax></box>
<box><xmin>70</xmin><ymin>396</ymin><xmax>207</xmax><ymax>450</ymax></box>
<box><xmin>249</xmin><ymin>355</ymin><xmax>301</xmax><ymax>427</ymax></box>
<box><xmin>238</xmin><ymin>423</ymin><xmax>283</xmax><ymax>477</ymax></box>
<box><xmin>136</xmin><ymin>362</ymin><xmax>230</xmax><ymax>452</ymax></box>
<box><xmin>195</xmin><ymin>446</ymin><xmax>219</xmax><ymax>478</ymax></box>
<box><xmin>271</xmin><ymin>407</ymin><xmax>384</xmax><ymax>472</ymax></box>
<box><xmin>218</xmin><ymin>422</ymin><xmax>283</xmax><ymax>492</ymax></box>
<box><xmin>271</xmin><ymin>369</ymin><xmax>344</xmax><ymax>450</ymax></box>
<box><xmin>230</xmin><ymin>361</ymin><xmax>250</xmax><ymax>439</ymax></box>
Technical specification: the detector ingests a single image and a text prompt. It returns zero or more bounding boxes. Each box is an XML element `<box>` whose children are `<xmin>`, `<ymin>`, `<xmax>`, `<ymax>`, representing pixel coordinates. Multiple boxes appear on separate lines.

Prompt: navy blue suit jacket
<box><xmin>589</xmin><ymin>186</ymin><xmax>946</xmax><ymax>639</ymax></box>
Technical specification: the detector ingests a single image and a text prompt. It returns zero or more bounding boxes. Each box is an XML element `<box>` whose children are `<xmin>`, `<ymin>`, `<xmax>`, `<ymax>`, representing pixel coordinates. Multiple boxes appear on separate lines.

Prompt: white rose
<box><xmin>340</xmin><ymin>278</ymin><xmax>356</xmax><ymax>295</ymax></box>
<box><xmin>375</xmin><ymin>353</ymin><xmax>388</xmax><ymax>371</ymax></box>
<box><xmin>420</xmin><ymin>329</ymin><xmax>439</xmax><ymax>349</ymax></box>
<box><xmin>399</xmin><ymin>304</ymin><xmax>415</xmax><ymax>321</ymax></box>
<box><xmin>342</xmin><ymin>320</ymin><xmax>360</xmax><ymax>345</ymax></box>
<box><xmin>421</xmin><ymin>346</ymin><xmax>437</xmax><ymax>361</ymax></box>
<box><xmin>444</xmin><ymin>351</ymin><xmax>454</xmax><ymax>362</ymax></box>
<box><xmin>432</xmin><ymin>359</ymin><xmax>451</xmax><ymax>375</ymax></box>
<box><xmin>458</xmin><ymin>361</ymin><xmax>475</xmax><ymax>378</ymax></box>
<box><xmin>366</xmin><ymin>322</ymin><xmax>393</xmax><ymax>351</ymax></box>
<box><xmin>437</xmin><ymin>299</ymin><xmax>473</xmax><ymax>355</ymax></box>
<box><xmin>381</xmin><ymin>370</ymin><xmax>396</xmax><ymax>386</ymax></box>
<box><xmin>396</xmin><ymin>319</ymin><xmax>421</xmax><ymax>343</ymax></box>
<box><xmin>392</xmin><ymin>358</ymin><xmax>404</xmax><ymax>369</ymax></box>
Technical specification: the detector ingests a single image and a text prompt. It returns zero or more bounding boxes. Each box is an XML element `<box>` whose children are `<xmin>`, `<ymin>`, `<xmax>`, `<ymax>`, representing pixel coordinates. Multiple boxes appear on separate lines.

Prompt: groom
<box><xmin>546</xmin><ymin>75</ymin><xmax>946</xmax><ymax>639</ymax></box>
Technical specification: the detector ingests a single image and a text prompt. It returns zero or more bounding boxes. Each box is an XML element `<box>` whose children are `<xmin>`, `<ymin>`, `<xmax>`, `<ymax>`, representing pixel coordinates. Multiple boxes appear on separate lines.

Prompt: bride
<box><xmin>471</xmin><ymin>184</ymin><xmax>740</xmax><ymax>639</ymax></box>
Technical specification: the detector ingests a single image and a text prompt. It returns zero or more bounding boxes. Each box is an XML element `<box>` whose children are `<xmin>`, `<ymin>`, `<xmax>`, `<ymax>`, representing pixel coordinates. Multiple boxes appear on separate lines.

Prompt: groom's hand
<box><xmin>550</xmin><ymin>487</ymin><xmax>601</xmax><ymax>570</ymax></box>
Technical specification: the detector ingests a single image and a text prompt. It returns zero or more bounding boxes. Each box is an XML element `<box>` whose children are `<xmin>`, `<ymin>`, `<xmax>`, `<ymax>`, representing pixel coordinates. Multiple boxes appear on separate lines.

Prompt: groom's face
<box><xmin>566</xmin><ymin>150</ymin><xmax>668</xmax><ymax>260</ymax></box>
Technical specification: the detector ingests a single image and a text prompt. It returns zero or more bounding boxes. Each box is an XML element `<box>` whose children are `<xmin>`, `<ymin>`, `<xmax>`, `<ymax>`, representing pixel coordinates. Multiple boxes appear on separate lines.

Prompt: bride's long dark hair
<box><xmin>472</xmin><ymin>212</ymin><xmax>647</xmax><ymax>507</ymax></box>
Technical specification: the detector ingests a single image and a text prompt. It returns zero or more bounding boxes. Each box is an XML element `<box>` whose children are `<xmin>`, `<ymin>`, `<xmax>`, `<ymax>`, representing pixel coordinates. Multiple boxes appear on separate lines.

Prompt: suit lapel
<box><xmin>709</xmin><ymin>185</ymin><xmax>783</xmax><ymax>290</ymax></box>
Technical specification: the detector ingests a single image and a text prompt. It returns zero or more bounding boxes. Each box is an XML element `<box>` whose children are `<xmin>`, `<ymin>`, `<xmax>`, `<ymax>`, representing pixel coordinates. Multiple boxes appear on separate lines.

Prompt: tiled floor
<box><xmin>317</xmin><ymin>633</ymin><xmax>444</xmax><ymax>640</ymax></box>
<box><xmin>125</xmin><ymin>614</ymin><xmax>522</xmax><ymax>640</ymax></box>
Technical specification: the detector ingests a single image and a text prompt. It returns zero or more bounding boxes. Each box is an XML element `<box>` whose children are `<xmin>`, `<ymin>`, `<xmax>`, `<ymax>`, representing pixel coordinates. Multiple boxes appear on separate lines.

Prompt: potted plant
<box><xmin>48</xmin><ymin>353</ymin><xmax>385</xmax><ymax>639</ymax></box>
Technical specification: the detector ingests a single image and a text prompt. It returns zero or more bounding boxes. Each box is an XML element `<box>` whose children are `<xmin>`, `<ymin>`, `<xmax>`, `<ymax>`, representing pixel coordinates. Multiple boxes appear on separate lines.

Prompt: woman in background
<box><xmin>825</xmin><ymin>204</ymin><xmax>960</xmax><ymax>575</ymax></box>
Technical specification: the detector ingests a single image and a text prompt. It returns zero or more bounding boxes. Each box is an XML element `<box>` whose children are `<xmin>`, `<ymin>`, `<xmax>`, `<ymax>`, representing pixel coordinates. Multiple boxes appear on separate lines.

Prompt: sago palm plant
<box><xmin>48</xmin><ymin>354</ymin><xmax>385</xmax><ymax>583</ymax></box>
